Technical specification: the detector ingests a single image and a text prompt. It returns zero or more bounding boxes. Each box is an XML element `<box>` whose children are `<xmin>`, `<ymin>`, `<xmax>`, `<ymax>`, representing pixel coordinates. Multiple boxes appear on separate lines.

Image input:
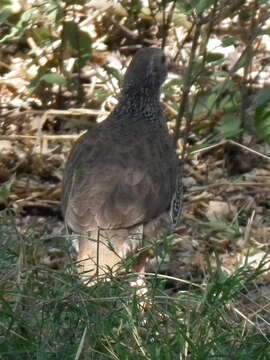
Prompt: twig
<box><xmin>190</xmin><ymin>138</ymin><xmax>270</xmax><ymax>162</ymax></box>
<box><xmin>161</xmin><ymin>0</ymin><xmax>177</xmax><ymax>48</ymax></box>
<box><xmin>174</xmin><ymin>20</ymin><xmax>202</xmax><ymax>146</ymax></box>
<box><xmin>243</xmin><ymin>210</ymin><xmax>256</xmax><ymax>245</ymax></box>
<box><xmin>0</xmin><ymin>134</ymin><xmax>82</xmax><ymax>141</ymax></box>
<box><xmin>0</xmin><ymin>108</ymin><xmax>108</xmax><ymax>119</ymax></box>
<box><xmin>189</xmin><ymin>182</ymin><xmax>270</xmax><ymax>194</ymax></box>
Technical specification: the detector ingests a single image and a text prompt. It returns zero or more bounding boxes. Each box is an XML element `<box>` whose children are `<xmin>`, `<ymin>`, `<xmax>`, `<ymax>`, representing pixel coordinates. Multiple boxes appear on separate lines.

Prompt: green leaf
<box><xmin>232</xmin><ymin>52</ymin><xmax>252</xmax><ymax>72</ymax></box>
<box><xmin>0</xmin><ymin>9</ymin><xmax>12</xmax><ymax>25</ymax></box>
<box><xmin>62</xmin><ymin>21</ymin><xmax>92</xmax><ymax>67</ymax></box>
<box><xmin>203</xmin><ymin>221</ymin><xmax>241</xmax><ymax>237</ymax></box>
<box><xmin>31</xmin><ymin>26</ymin><xmax>55</xmax><ymax>46</ymax></box>
<box><xmin>63</xmin><ymin>21</ymin><xmax>91</xmax><ymax>52</ymax></box>
<box><xmin>20</xmin><ymin>8</ymin><xmax>35</xmax><ymax>23</ymax></box>
<box><xmin>76</xmin><ymin>30</ymin><xmax>92</xmax><ymax>66</ymax></box>
<box><xmin>63</xmin><ymin>0</ymin><xmax>86</xmax><ymax>5</ymax></box>
<box><xmin>41</xmin><ymin>73</ymin><xmax>67</xmax><ymax>86</ymax></box>
<box><xmin>103</xmin><ymin>65</ymin><xmax>122</xmax><ymax>82</ymax></box>
<box><xmin>63</xmin><ymin>21</ymin><xmax>78</xmax><ymax>48</ymax></box>
<box><xmin>195</xmin><ymin>0</ymin><xmax>215</xmax><ymax>14</ymax></box>
<box><xmin>255</xmin><ymin>104</ymin><xmax>270</xmax><ymax>143</ymax></box>
<box><xmin>130</xmin><ymin>1</ymin><xmax>142</xmax><ymax>15</ymax></box>
<box><xmin>0</xmin><ymin>26</ymin><xmax>20</xmax><ymax>43</ymax></box>
<box><xmin>94</xmin><ymin>88</ymin><xmax>110</xmax><ymax>102</ymax></box>
<box><xmin>221</xmin><ymin>37</ymin><xmax>238</xmax><ymax>47</ymax></box>
<box><xmin>0</xmin><ymin>8</ymin><xmax>36</xmax><ymax>43</ymax></box>
<box><xmin>205</xmin><ymin>93</ymin><xmax>219</xmax><ymax>109</ymax></box>
<box><xmin>175</xmin><ymin>2</ymin><xmax>191</xmax><ymax>14</ymax></box>
<box><xmin>219</xmin><ymin>114</ymin><xmax>242</xmax><ymax>138</ymax></box>
<box><xmin>253</xmin><ymin>87</ymin><xmax>270</xmax><ymax>109</ymax></box>
<box><xmin>205</xmin><ymin>52</ymin><xmax>224</xmax><ymax>63</ymax></box>
<box><xmin>0</xmin><ymin>176</ymin><xmax>15</xmax><ymax>204</ymax></box>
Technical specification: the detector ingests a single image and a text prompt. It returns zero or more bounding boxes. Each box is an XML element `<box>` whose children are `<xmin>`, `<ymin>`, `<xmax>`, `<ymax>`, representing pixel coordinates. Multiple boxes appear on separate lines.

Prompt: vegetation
<box><xmin>1</xmin><ymin>212</ymin><xmax>269</xmax><ymax>359</ymax></box>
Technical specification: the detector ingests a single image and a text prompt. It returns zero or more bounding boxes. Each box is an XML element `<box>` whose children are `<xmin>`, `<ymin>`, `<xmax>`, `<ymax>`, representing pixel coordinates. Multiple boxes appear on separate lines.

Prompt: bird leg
<box><xmin>125</xmin><ymin>224</ymin><xmax>145</xmax><ymax>274</ymax></box>
<box><xmin>125</xmin><ymin>224</ymin><xmax>151</xmax><ymax>308</ymax></box>
<box><xmin>96</xmin><ymin>227</ymin><xmax>100</xmax><ymax>280</ymax></box>
<box><xmin>132</xmin><ymin>250</ymin><xmax>150</xmax><ymax>274</ymax></box>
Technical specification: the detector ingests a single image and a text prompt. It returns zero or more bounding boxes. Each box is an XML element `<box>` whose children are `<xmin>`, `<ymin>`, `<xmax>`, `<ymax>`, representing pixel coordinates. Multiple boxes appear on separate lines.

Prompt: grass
<box><xmin>0</xmin><ymin>210</ymin><xmax>270</xmax><ymax>360</ymax></box>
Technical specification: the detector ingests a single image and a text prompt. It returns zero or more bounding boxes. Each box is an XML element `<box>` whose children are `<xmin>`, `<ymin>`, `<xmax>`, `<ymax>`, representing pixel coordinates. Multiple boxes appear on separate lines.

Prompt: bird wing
<box><xmin>62</xmin><ymin>124</ymin><xmax>177</xmax><ymax>233</ymax></box>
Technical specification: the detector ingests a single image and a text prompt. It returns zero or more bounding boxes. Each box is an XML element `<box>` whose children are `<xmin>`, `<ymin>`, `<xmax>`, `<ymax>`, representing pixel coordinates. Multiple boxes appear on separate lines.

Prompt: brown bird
<box><xmin>61</xmin><ymin>48</ymin><xmax>182</xmax><ymax>281</ymax></box>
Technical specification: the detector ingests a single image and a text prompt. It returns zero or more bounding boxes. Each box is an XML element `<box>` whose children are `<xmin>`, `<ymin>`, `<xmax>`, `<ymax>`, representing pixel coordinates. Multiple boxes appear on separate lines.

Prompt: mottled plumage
<box><xmin>62</xmin><ymin>48</ymin><xmax>182</xmax><ymax>277</ymax></box>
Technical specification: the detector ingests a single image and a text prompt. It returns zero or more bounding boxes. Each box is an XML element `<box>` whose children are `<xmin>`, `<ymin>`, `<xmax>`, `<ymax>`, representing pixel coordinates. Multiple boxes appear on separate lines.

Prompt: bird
<box><xmin>61</xmin><ymin>47</ymin><xmax>182</xmax><ymax>282</ymax></box>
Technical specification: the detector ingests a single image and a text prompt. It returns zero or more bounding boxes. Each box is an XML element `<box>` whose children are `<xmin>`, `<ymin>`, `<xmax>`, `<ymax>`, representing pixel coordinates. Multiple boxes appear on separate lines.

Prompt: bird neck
<box><xmin>115</xmin><ymin>86</ymin><xmax>162</xmax><ymax>119</ymax></box>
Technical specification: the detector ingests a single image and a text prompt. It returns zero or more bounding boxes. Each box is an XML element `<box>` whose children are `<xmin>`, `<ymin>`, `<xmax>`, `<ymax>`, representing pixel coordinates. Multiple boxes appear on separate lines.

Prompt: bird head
<box><xmin>123</xmin><ymin>48</ymin><xmax>168</xmax><ymax>92</ymax></box>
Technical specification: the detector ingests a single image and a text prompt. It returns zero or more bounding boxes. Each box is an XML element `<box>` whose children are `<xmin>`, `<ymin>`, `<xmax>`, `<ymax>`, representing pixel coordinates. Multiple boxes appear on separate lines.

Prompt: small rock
<box><xmin>206</xmin><ymin>200</ymin><xmax>237</xmax><ymax>222</ymax></box>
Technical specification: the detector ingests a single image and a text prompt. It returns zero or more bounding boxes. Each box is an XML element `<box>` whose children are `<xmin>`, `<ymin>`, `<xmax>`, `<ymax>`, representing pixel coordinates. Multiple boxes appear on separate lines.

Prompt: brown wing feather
<box><xmin>62</xmin><ymin>121</ymin><xmax>177</xmax><ymax>233</ymax></box>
